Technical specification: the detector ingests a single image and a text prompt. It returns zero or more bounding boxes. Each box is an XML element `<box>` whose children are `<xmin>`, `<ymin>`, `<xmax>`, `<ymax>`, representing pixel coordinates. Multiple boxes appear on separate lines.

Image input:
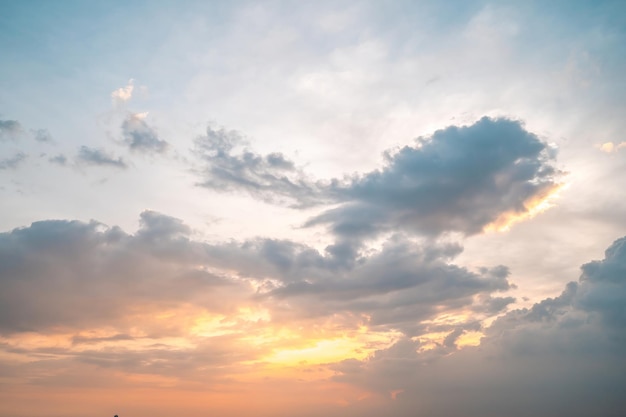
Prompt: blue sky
<box><xmin>1</xmin><ymin>1</ymin><xmax>626</xmax><ymax>416</ymax></box>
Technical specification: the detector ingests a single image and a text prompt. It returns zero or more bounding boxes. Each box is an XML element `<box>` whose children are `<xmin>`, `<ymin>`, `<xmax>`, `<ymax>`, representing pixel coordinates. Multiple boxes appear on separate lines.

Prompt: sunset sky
<box><xmin>1</xmin><ymin>1</ymin><xmax>625</xmax><ymax>416</ymax></box>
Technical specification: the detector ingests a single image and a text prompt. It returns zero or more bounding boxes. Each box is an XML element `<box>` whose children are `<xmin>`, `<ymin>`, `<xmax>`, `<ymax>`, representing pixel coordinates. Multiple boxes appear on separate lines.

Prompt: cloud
<box><xmin>48</xmin><ymin>154</ymin><xmax>68</xmax><ymax>166</ymax></box>
<box><xmin>0</xmin><ymin>152</ymin><xmax>27</xmax><ymax>170</ymax></box>
<box><xmin>0</xmin><ymin>119</ymin><xmax>23</xmax><ymax>140</ymax></box>
<box><xmin>2</xmin><ymin>213</ymin><xmax>624</xmax><ymax>416</ymax></box>
<box><xmin>76</xmin><ymin>146</ymin><xmax>127</xmax><ymax>168</ymax></box>
<box><xmin>111</xmin><ymin>79</ymin><xmax>134</xmax><ymax>106</ymax></box>
<box><xmin>194</xmin><ymin>117</ymin><xmax>561</xmax><ymax>238</ymax></box>
<box><xmin>121</xmin><ymin>113</ymin><xmax>168</xmax><ymax>153</ymax></box>
<box><xmin>0</xmin><ymin>211</ymin><xmax>513</xmax><ymax>340</ymax></box>
<box><xmin>175</xmin><ymin>231</ymin><xmax>514</xmax><ymax>338</ymax></box>
<box><xmin>599</xmin><ymin>141</ymin><xmax>626</xmax><ymax>153</ymax></box>
<box><xmin>0</xmin><ymin>211</ymin><xmax>246</xmax><ymax>334</ymax></box>
<box><xmin>194</xmin><ymin>126</ymin><xmax>323</xmax><ymax>206</ymax></box>
<box><xmin>330</xmin><ymin>235</ymin><xmax>626</xmax><ymax>417</ymax></box>
<box><xmin>307</xmin><ymin>117</ymin><xmax>561</xmax><ymax>239</ymax></box>
<box><xmin>32</xmin><ymin>128</ymin><xmax>54</xmax><ymax>143</ymax></box>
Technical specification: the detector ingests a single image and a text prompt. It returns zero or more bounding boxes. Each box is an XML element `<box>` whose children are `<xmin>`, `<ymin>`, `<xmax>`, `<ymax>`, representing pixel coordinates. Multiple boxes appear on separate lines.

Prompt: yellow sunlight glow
<box><xmin>485</xmin><ymin>182</ymin><xmax>568</xmax><ymax>232</ymax></box>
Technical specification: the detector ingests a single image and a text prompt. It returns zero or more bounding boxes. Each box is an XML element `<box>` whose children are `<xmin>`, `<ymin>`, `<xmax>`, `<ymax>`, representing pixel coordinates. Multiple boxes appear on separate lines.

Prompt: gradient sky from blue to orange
<box><xmin>1</xmin><ymin>1</ymin><xmax>626</xmax><ymax>416</ymax></box>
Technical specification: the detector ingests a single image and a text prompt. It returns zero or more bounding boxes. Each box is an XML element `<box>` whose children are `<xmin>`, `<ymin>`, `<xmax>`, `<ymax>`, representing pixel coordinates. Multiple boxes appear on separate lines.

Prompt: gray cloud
<box><xmin>2</xmin><ymin>213</ymin><xmax>624</xmax><ymax>416</ymax></box>
<box><xmin>307</xmin><ymin>117</ymin><xmax>560</xmax><ymax>238</ymax></box>
<box><xmin>194</xmin><ymin>126</ymin><xmax>324</xmax><ymax>206</ymax></box>
<box><xmin>0</xmin><ymin>119</ymin><xmax>22</xmax><ymax>140</ymax></box>
<box><xmin>0</xmin><ymin>212</ymin><xmax>247</xmax><ymax>334</ymax></box>
<box><xmin>0</xmin><ymin>211</ymin><xmax>512</xmax><ymax>340</ymax></box>
<box><xmin>195</xmin><ymin>232</ymin><xmax>514</xmax><ymax>337</ymax></box>
<box><xmin>330</xmin><ymin>235</ymin><xmax>626</xmax><ymax>417</ymax></box>
<box><xmin>121</xmin><ymin>113</ymin><xmax>168</xmax><ymax>153</ymax></box>
<box><xmin>195</xmin><ymin>117</ymin><xmax>560</xmax><ymax>238</ymax></box>
<box><xmin>0</xmin><ymin>152</ymin><xmax>27</xmax><ymax>170</ymax></box>
<box><xmin>77</xmin><ymin>146</ymin><xmax>127</xmax><ymax>169</ymax></box>
<box><xmin>258</xmin><ymin>236</ymin><xmax>512</xmax><ymax>333</ymax></box>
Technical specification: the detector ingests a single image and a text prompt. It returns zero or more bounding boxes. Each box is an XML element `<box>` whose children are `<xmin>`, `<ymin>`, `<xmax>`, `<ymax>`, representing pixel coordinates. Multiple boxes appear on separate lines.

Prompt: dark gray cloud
<box><xmin>257</xmin><ymin>237</ymin><xmax>512</xmax><ymax>333</ymax></box>
<box><xmin>330</xmin><ymin>235</ymin><xmax>626</xmax><ymax>417</ymax></box>
<box><xmin>121</xmin><ymin>113</ymin><xmax>168</xmax><ymax>153</ymax></box>
<box><xmin>77</xmin><ymin>146</ymin><xmax>127</xmax><ymax>169</ymax></box>
<box><xmin>196</xmin><ymin>232</ymin><xmax>514</xmax><ymax>336</ymax></box>
<box><xmin>195</xmin><ymin>117</ymin><xmax>560</xmax><ymax>238</ymax></box>
<box><xmin>0</xmin><ymin>152</ymin><xmax>27</xmax><ymax>170</ymax></box>
<box><xmin>0</xmin><ymin>119</ymin><xmax>22</xmax><ymax>140</ymax></box>
<box><xmin>307</xmin><ymin>117</ymin><xmax>560</xmax><ymax>238</ymax></box>
<box><xmin>194</xmin><ymin>126</ymin><xmax>325</xmax><ymax>206</ymax></box>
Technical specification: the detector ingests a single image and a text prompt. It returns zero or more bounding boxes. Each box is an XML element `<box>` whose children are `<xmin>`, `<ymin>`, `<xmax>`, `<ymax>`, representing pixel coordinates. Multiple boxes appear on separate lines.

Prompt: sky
<box><xmin>1</xmin><ymin>1</ymin><xmax>625</xmax><ymax>416</ymax></box>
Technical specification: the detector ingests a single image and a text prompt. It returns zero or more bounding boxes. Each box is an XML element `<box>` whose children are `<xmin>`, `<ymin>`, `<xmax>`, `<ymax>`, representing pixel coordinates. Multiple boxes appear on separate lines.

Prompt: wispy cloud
<box><xmin>0</xmin><ymin>152</ymin><xmax>27</xmax><ymax>170</ymax></box>
<box><xmin>77</xmin><ymin>146</ymin><xmax>127</xmax><ymax>169</ymax></box>
<box><xmin>31</xmin><ymin>128</ymin><xmax>54</xmax><ymax>143</ymax></box>
<box><xmin>194</xmin><ymin>126</ymin><xmax>322</xmax><ymax>206</ymax></box>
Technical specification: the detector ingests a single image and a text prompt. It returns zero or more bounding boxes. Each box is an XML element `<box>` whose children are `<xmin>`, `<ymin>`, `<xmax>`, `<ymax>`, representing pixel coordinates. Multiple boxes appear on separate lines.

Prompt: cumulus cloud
<box><xmin>195</xmin><ymin>117</ymin><xmax>561</xmax><ymax>237</ymax></box>
<box><xmin>308</xmin><ymin>117</ymin><xmax>561</xmax><ymax>238</ymax></box>
<box><xmin>111</xmin><ymin>79</ymin><xmax>134</xmax><ymax>106</ymax></box>
<box><xmin>76</xmin><ymin>146</ymin><xmax>127</xmax><ymax>168</ymax></box>
<box><xmin>330</xmin><ymin>235</ymin><xmax>626</xmax><ymax>417</ymax></box>
<box><xmin>121</xmin><ymin>112</ymin><xmax>168</xmax><ymax>153</ymax></box>
<box><xmin>194</xmin><ymin>126</ymin><xmax>324</xmax><ymax>206</ymax></box>
<box><xmin>0</xmin><ymin>119</ymin><xmax>23</xmax><ymax>140</ymax></box>
<box><xmin>0</xmin><ymin>212</ymin><xmax>246</xmax><ymax>333</ymax></box>
<box><xmin>254</xmin><ymin>236</ymin><xmax>512</xmax><ymax>334</ymax></box>
<box><xmin>0</xmin><ymin>152</ymin><xmax>27</xmax><ymax>170</ymax></box>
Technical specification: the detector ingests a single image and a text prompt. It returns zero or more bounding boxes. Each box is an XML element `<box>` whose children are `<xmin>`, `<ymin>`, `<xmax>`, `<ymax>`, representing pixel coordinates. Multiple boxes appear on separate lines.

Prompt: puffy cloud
<box><xmin>0</xmin><ymin>152</ymin><xmax>27</xmax><ymax>170</ymax></box>
<box><xmin>258</xmin><ymin>236</ymin><xmax>512</xmax><ymax>334</ymax></box>
<box><xmin>329</xmin><ymin>235</ymin><xmax>626</xmax><ymax>417</ymax></box>
<box><xmin>307</xmin><ymin>117</ymin><xmax>561</xmax><ymax>238</ymax></box>
<box><xmin>0</xmin><ymin>212</ymin><xmax>247</xmax><ymax>334</ymax></box>
<box><xmin>0</xmin><ymin>211</ymin><xmax>513</xmax><ymax>341</ymax></box>
<box><xmin>121</xmin><ymin>112</ymin><xmax>168</xmax><ymax>153</ymax></box>
<box><xmin>110</xmin><ymin>79</ymin><xmax>134</xmax><ymax>106</ymax></box>
<box><xmin>76</xmin><ymin>146</ymin><xmax>127</xmax><ymax>169</ymax></box>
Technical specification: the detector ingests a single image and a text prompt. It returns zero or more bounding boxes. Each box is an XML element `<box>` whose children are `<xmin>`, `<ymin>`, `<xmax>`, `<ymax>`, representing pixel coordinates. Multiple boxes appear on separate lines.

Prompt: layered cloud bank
<box><xmin>3</xmin><ymin>114</ymin><xmax>617</xmax><ymax>417</ymax></box>
<box><xmin>1</xmin><ymin>210</ymin><xmax>624</xmax><ymax>416</ymax></box>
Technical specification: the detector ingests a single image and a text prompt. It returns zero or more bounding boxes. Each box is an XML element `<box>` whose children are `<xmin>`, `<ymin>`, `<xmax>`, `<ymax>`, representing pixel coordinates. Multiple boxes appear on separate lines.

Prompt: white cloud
<box><xmin>111</xmin><ymin>79</ymin><xmax>135</xmax><ymax>106</ymax></box>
